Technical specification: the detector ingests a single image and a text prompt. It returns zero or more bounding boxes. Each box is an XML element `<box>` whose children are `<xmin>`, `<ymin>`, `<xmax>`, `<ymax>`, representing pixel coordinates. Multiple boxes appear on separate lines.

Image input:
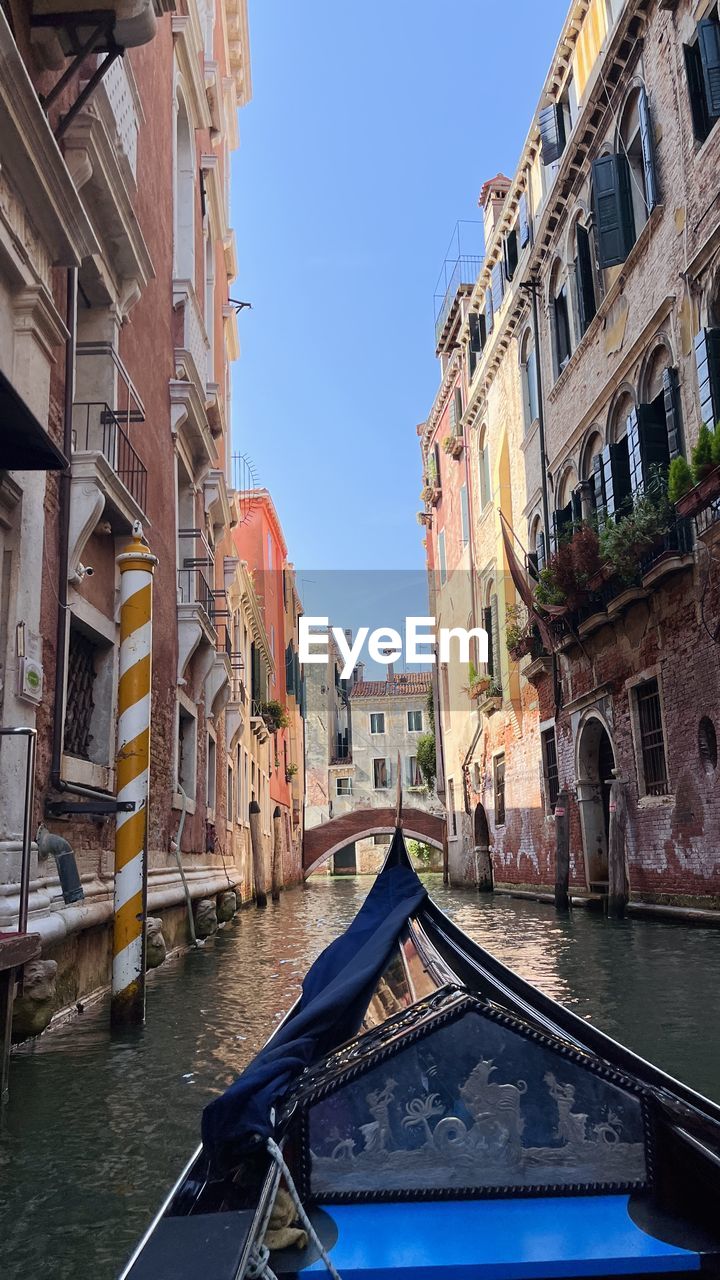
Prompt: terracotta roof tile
<box><xmin>350</xmin><ymin>673</ymin><xmax>432</xmax><ymax>699</ymax></box>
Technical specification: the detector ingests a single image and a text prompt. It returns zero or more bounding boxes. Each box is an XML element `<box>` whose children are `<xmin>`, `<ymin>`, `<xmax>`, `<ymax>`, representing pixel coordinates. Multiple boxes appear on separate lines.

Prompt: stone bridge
<box><xmin>303</xmin><ymin>807</ymin><xmax>446</xmax><ymax>876</ymax></box>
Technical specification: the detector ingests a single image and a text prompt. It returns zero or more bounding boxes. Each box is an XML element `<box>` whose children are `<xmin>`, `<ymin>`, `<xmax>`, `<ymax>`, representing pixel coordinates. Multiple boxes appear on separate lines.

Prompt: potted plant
<box><xmin>286</xmin><ymin>762</ymin><xmax>298</xmax><ymax>783</ymax></box>
<box><xmin>260</xmin><ymin>700</ymin><xmax>289</xmax><ymax>733</ymax></box>
<box><xmin>505</xmin><ymin>604</ymin><xmax>539</xmax><ymax>660</ymax></box>
<box><xmin>533</xmin><ymin>523</ymin><xmax>603</xmax><ymax>615</ymax></box>
<box><xmin>598</xmin><ymin>482</ymin><xmax>672</xmax><ymax>585</ymax></box>
<box><xmin>465</xmin><ymin>662</ymin><xmax>492</xmax><ymax>700</ymax></box>
<box><xmin>674</xmin><ymin>425</ymin><xmax>720</xmax><ymax>518</ymax></box>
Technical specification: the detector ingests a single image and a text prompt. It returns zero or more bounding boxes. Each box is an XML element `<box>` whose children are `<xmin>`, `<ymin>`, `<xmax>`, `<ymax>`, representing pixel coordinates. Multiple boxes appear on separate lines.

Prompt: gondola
<box><xmin>120</xmin><ymin>800</ymin><xmax>720</xmax><ymax>1280</ymax></box>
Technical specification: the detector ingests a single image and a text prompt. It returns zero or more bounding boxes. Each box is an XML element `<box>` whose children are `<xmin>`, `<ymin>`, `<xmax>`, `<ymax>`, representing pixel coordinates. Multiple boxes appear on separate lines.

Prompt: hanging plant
<box><xmin>260</xmin><ymin>700</ymin><xmax>289</xmax><ymax>732</ymax></box>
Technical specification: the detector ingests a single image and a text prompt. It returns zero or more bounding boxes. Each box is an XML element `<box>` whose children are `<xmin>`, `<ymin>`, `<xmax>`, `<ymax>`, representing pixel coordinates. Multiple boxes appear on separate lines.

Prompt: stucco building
<box><xmin>421</xmin><ymin>0</ymin><xmax>720</xmax><ymax>912</ymax></box>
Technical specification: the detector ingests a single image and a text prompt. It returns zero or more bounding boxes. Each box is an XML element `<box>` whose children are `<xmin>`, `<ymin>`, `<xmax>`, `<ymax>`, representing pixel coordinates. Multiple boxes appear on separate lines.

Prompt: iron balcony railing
<box><xmin>177</xmin><ymin>566</ymin><xmax>214</xmax><ymax>622</ymax></box>
<box><xmin>72</xmin><ymin>402</ymin><xmax>147</xmax><ymax>514</ymax></box>
<box><xmin>178</xmin><ymin>527</ymin><xmax>214</xmax><ymax>568</ymax></box>
<box><xmin>434</xmin><ymin>255</ymin><xmax>483</xmax><ymax>345</ymax></box>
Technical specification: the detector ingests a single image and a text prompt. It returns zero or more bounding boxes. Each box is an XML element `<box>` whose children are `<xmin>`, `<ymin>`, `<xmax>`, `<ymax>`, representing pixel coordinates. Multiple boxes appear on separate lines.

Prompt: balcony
<box><xmin>250</xmin><ymin>700</ymin><xmax>271</xmax><ymax>743</ymax></box>
<box><xmin>171</xmin><ymin>282</ymin><xmax>215</xmax><ymax>471</ymax></box>
<box><xmin>68</xmin><ymin>402</ymin><xmax>148</xmax><ymax>580</ymax></box>
<box><xmin>433</xmin><ymin>223</ymin><xmax>484</xmax><ymax>353</ymax></box>
<box><xmin>176</xmin><ymin>555</ymin><xmax>216</xmax><ymax>685</ymax></box>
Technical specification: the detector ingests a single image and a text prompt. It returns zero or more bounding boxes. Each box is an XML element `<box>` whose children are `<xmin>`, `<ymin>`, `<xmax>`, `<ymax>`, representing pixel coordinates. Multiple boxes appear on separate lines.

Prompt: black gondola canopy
<box><xmin>0</xmin><ymin>368</ymin><xmax>68</xmax><ymax>471</ymax></box>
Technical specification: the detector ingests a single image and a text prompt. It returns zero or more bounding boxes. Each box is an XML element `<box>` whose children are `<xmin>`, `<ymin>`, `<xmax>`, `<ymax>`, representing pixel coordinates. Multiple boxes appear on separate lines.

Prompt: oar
<box><xmin>395</xmin><ymin>752</ymin><xmax>403</xmax><ymax>829</ymax></box>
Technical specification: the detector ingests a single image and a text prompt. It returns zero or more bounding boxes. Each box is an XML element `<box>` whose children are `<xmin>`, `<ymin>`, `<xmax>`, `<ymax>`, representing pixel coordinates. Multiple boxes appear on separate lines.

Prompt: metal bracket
<box><xmin>44</xmin><ymin>798</ymin><xmax>135</xmax><ymax>817</ymax></box>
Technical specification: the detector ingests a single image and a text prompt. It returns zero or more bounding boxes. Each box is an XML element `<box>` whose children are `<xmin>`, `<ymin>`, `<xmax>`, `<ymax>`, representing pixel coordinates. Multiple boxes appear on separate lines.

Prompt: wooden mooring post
<box><xmin>554</xmin><ymin>788</ymin><xmax>570</xmax><ymax>911</ymax></box>
<box><xmin>249</xmin><ymin>800</ymin><xmax>267</xmax><ymax>908</ymax></box>
<box><xmin>271</xmin><ymin>806</ymin><xmax>283</xmax><ymax>902</ymax></box>
<box><xmin>607</xmin><ymin>778</ymin><xmax>629</xmax><ymax>918</ymax></box>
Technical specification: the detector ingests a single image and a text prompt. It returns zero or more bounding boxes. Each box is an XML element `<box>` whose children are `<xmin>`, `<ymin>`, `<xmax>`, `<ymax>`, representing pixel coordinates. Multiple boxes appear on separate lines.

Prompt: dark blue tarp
<box><xmin>201</xmin><ymin>832</ymin><xmax>427</xmax><ymax>1169</ymax></box>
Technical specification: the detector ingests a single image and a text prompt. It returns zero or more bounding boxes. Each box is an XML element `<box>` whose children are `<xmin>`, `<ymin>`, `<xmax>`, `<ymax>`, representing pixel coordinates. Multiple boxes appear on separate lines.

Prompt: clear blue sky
<box><xmin>230</xmin><ymin>0</ymin><xmax>569</xmax><ymax>573</ymax></box>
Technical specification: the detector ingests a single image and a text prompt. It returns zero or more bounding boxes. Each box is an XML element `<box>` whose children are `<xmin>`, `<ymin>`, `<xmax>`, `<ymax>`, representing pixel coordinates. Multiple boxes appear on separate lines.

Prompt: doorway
<box><xmin>473</xmin><ymin>803</ymin><xmax>493</xmax><ymax>892</ymax></box>
<box><xmin>332</xmin><ymin>844</ymin><xmax>356</xmax><ymax>875</ymax></box>
<box><xmin>576</xmin><ymin>716</ymin><xmax>616</xmax><ymax>891</ymax></box>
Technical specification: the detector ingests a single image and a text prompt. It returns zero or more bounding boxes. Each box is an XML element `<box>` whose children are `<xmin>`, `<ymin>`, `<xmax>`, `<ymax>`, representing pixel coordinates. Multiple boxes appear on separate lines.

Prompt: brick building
<box><xmin>421</xmin><ymin>0</ymin><xmax>720</xmax><ymax>912</ymax></box>
<box><xmin>0</xmin><ymin>0</ymin><xmax>259</xmax><ymax>1026</ymax></box>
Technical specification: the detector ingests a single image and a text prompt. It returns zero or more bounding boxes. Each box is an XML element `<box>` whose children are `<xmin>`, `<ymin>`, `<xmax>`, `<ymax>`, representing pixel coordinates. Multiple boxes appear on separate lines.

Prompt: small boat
<box><xmin>120</xmin><ymin>817</ymin><xmax>720</xmax><ymax>1280</ymax></box>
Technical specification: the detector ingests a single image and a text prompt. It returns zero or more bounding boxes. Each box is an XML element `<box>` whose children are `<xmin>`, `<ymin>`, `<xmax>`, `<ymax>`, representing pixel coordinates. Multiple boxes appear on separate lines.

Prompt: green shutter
<box><xmin>592</xmin><ymin>452</ymin><xmax>607</xmax><ymax>522</ymax></box>
<box><xmin>637</xmin><ymin>85</ymin><xmax>659</xmax><ymax>212</ymax></box>
<box><xmin>503</xmin><ymin>229</ymin><xmax>518</xmax><ymax>281</ymax></box>
<box><xmin>694</xmin><ymin>328</ymin><xmax>720</xmax><ymax>430</ymax></box>
<box><xmin>485</xmin><ymin>289</ymin><xmax>494</xmax><ymax>336</ymax></box>
<box><xmin>592</xmin><ymin>153</ymin><xmax>636</xmax><ymax>268</ymax></box>
<box><xmin>574</xmin><ymin>223</ymin><xmax>596</xmax><ymax>335</ymax></box>
<box><xmin>491</xmin><ymin>261</ymin><xmax>505</xmax><ymax>314</ymax></box>
<box><xmin>601</xmin><ymin>441</ymin><xmax>632</xmax><ymax>519</ymax></box>
<box><xmin>698</xmin><ymin>17</ymin><xmax>720</xmax><ymax>118</ymax></box>
<box><xmin>684</xmin><ymin>41</ymin><xmax>711</xmax><ymax>141</ymax></box>
<box><xmin>551</xmin><ymin>501</ymin><xmax>572</xmax><ymax>550</ymax></box>
<box><xmin>539</xmin><ymin>103</ymin><xmax>566</xmax><ymax>165</ymax></box>
<box><xmin>662</xmin><ymin>367</ymin><xmax>683</xmax><ymax>460</ymax></box>
<box><xmin>519</xmin><ymin>192</ymin><xmax>531</xmax><ymax>248</ymax></box>
<box><xmin>490</xmin><ymin>596</ymin><xmax>501</xmax><ymax>689</ymax></box>
<box><xmin>483</xmin><ymin>605</ymin><xmax>493</xmax><ymax>675</ymax></box>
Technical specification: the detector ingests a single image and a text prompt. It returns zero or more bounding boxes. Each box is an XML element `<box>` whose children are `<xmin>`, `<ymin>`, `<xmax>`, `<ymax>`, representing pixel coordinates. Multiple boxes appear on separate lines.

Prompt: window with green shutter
<box><xmin>626</xmin><ymin>405</ymin><xmax>670</xmax><ymax>497</ymax></box>
<box><xmin>518</xmin><ymin>191</ymin><xmax>532</xmax><ymax>248</ymax></box>
<box><xmin>574</xmin><ymin>222</ymin><xmax>597</xmax><ymax>337</ymax></box>
<box><xmin>694</xmin><ymin>328</ymin><xmax>720</xmax><ymax>431</ymax></box>
<box><xmin>663</xmin><ymin>367</ymin><xmax>684</xmax><ymax>460</ymax></box>
<box><xmin>539</xmin><ymin>103</ymin><xmax>566</xmax><ymax>165</ymax></box>
<box><xmin>503</xmin><ymin>228</ymin><xmax>518</xmax><ymax>282</ymax></box>
<box><xmin>491</xmin><ymin>261</ymin><xmax>505</xmax><ymax>314</ymax></box>
<box><xmin>591</xmin><ymin>153</ymin><xmax>635</xmax><ymax>268</ymax></box>
<box><xmin>600</xmin><ymin>440</ymin><xmax>632</xmax><ymax>520</ymax></box>
<box><xmin>460</xmin><ymin>484</ymin><xmax>469</xmax><ymax>547</ymax></box>
<box><xmin>684</xmin><ymin>16</ymin><xmax>720</xmax><ymax>143</ymax></box>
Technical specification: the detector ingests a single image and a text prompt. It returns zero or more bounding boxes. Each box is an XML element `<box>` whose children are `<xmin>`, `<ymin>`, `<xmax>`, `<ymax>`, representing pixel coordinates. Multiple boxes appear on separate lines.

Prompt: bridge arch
<box><xmin>303</xmin><ymin>807</ymin><xmax>445</xmax><ymax>877</ymax></box>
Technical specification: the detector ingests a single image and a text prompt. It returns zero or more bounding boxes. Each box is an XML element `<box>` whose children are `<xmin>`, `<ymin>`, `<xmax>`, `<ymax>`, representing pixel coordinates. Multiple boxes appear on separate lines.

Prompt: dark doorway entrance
<box><xmin>473</xmin><ymin>804</ymin><xmax>493</xmax><ymax>892</ymax></box>
<box><xmin>332</xmin><ymin>844</ymin><xmax>356</xmax><ymax>875</ymax></box>
<box><xmin>577</xmin><ymin>717</ymin><xmax>616</xmax><ymax>891</ymax></box>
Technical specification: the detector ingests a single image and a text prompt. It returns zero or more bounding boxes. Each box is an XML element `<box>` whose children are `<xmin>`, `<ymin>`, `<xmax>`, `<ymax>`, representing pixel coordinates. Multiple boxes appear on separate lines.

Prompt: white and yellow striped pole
<box><xmin>111</xmin><ymin>522</ymin><xmax>158</xmax><ymax>1028</ymax></box>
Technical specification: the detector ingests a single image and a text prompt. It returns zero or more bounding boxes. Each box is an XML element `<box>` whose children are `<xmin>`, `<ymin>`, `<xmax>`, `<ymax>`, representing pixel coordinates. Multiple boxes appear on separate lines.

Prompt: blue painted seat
<box><xmin>300</xmin><ymin>1196</ymin><xmax>700</xmax><ymax>1279</ymax></box>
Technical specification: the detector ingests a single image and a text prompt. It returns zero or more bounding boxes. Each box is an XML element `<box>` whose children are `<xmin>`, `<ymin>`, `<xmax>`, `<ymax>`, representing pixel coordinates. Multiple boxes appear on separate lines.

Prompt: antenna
<box><xmin>395</xmin><ymin>752</ymin><xmax>403</xmax><ymax>829</ymax></box>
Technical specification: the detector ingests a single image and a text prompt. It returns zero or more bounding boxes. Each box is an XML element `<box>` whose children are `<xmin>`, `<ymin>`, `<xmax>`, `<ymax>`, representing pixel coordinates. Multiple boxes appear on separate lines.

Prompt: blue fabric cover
<box><xmin>201</xmin><ymin>832</ymin><xmax>427</xmax><ymax>1168</ymax></box>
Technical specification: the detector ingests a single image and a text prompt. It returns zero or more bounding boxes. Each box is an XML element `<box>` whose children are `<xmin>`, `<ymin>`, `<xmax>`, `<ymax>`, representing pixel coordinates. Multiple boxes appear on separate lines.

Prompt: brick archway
<box><xmin>303</xmin><ymin>807</ymin><xmax>445</xmax><ymax>876</ymax></box>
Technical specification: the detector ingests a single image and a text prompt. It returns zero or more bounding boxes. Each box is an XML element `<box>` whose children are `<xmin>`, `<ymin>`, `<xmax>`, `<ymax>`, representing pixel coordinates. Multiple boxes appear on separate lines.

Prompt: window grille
<box><xmin>494</xmin><ymin>755</ymin><xmax>506</xmax><ymax>825</ymax></box>
<box><xmin>635</xmin><ymin>679</ymin><xmax>669</xmax><ymax>796</ymax></box>
<box><xmin>541</xmin><ymin>728</ymin><xmax>560</xmax><ymax>813</ymax></box>
<box><xmin>63</xmin><ymin>630</ymin><xmax>97</xmax><ymax>759</ymax></box>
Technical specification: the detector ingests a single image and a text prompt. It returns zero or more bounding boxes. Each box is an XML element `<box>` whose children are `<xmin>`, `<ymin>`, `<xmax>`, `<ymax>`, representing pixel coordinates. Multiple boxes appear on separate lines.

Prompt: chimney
<box><xmin>380</xmin><ymin>650</ymin><xmax>395</xmax><ymax>684</ymax></box>
<box><xmin>479</xmin><ymin>173</ymin><xmax>512</xmax><ymax>246</ymax></box>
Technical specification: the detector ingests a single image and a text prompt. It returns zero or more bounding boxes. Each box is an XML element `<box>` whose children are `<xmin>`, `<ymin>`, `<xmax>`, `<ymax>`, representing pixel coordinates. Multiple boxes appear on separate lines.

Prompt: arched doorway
<box><xmin>576</xmin><ymin>716</ymin><xmax>616</xmax><ymax>892</ymax></box>
<box><xmin>473</xmin><ymin>803</ymin><xmax>493</xmax><ymax>892</ymax></box>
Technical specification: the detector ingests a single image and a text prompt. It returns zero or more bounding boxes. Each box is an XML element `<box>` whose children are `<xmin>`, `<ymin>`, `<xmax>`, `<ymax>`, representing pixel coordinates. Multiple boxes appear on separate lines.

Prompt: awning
<box><xmin>0</xmin><ymin>367</ymin><xmax>68</xmax><ymax>471</ymax></box>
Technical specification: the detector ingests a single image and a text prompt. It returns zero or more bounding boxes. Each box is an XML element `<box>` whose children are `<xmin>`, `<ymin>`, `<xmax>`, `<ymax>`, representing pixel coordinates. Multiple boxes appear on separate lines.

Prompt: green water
<box><xmin>1</xmin><ymin>877</ymin><xmax>719</xmax><ymax>1278</ymax></box>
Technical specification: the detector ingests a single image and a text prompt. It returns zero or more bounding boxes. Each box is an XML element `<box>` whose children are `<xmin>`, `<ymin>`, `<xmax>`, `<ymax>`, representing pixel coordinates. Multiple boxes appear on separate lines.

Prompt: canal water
<box><xmin>2</xmin><ymin>876</ymin><xmax>720</xmax><ymax>1279</ymax></box>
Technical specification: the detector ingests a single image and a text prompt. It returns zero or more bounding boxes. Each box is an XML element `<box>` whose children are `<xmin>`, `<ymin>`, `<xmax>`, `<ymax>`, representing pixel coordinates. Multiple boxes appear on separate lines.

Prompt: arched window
<box><xmin>581</xmin><ymin>430</ymin><xmax>604</xmax><ymax>518</ymax></box>
<box><xmin>608</xmin><ymin>389</ymin><xmax>635</xmax><ymax>444</ymax></box>
<box><xmin>618</xmin><ymin>84</ymin><xmax>657</xmax><ymax>235</ymax></box>
<box><xmin>483</xmin><ymin>582</ymin><xmax>501</xmax><ymax>689</ymax></box>
<box><xmin>175</xmin><ymin>94</ymin><xmax>195</xmax><ymax>282</ymax></box>
<box><xmin>520</xmin><ymin>328</ymin><xmax>539</xmax><ymax>430</ymax></box>
<box><xmin>572</xmin><ymin>215</ymin><xmax>598</xmax><ymax>337</ymax></box>
<box><xmin>530</xmin><ymin>514</ymin><xmax>546</xmax><ymax>572</ymax></box>
<box><xmin>478</xmin><ymin>426</ymin><xmax>491</xmax><ymax>510</ymax></box>
<box><xmin>550</xmin><ymin>258</ymin><xmax>572</xmax><ymax>378</ymax></box>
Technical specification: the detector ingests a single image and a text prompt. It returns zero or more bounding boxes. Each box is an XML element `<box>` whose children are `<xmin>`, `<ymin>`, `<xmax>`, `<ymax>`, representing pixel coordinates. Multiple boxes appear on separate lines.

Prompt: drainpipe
<box><xmin>49</xmin><ymin>269</ymin><xmax>115</xmax><ymax>805</ymax></box>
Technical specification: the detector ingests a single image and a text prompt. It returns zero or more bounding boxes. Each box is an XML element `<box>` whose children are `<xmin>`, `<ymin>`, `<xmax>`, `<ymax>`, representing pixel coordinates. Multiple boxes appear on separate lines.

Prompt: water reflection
<box><xmin>1</xmin><ymin>877</ymin><xmax>719</xmax><ymax>1279</ymax></box>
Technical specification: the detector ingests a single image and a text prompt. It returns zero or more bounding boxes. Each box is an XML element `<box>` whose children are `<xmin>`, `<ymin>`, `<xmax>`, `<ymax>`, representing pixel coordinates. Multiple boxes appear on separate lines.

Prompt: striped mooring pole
<box><xmin>111</xmin><ymin>522</ymin><xmax>158</xmax><ymax>1028</ymax></box>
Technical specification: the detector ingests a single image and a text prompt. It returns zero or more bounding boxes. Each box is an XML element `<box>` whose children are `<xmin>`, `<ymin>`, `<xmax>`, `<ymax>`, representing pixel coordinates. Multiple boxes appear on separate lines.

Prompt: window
<box><xmin>175</xmin><ymin>95</ymin><xmax>195</xmax><ymax>280</ymax></box>
<box><xmin>618</xmin><ymin>86</ymin><xmax>658</xmax><ymax>234</ymax></box>
<box><xmin>468</xmin><ymin>311</ymin><xmax>486</xmax><ymax>376</ymax></box>
<box><xmin>177</xmin><ymin>702</ymin><xmax>197</xmax><ymax>797</ymax></box>
<box><xmin>373</xmin><ymin>758</ymin><xmax>389</xmax><ymax>790</ymax></box>
<box><xmin>227</xmin><ymin>764</ymin><xmax>233</xmax><ymax>821</ymax></box>
<box><xmin>460</xmin><ymin>484</ymin><xmax>469</xmax><ymax>547</ymax></box>
<box><xmin>478</xmin><ymin>428</ymin><xmax>491</xmax><ymax>510</ymax></box>
<box><xmin>267</xmin><ymin>532</ymin><xmax>273</xmax><ymax>570</ymax></box>
<box><xmin>494</xmin><ymin>754</ymin><xmax>506</xmax><ymax>825</ymax></box>
<box><xmin>551</xmin><ymin>263</ymin><xmax>572</xmax><ymax>376</ymax></box>
<box><xmin>236</xmin><ymin>744</ymin><xmax>243</xmax><ymax>821</ymax></box>
<box><xmin>539</xmin><ymin>102</ymin><xmax>566</xmax><ymax>165</ymax></box>
<box><xmin>503</xmin><ymin>227</ymin><xmax>519</xmax><ymax>282</ymax></box>
<box><xmin>634</xmin><ymin>678</ymin><xmax>669</xmax><ymax>796</ymax></box>
<box><xmin>407</xmin><ymin>757</ymin><xmax>422</xmax><ymax>787</ymax></box>
<box><xmin>483</xmin><ymin>592</ymin><xmax>501</xmax><ymax>687</ymax></box>
<box><xmin>685</xmin><ymin>14</ymin><xmax>720</xmax><ymax>145</ymax></box>
<box><xmin>63</xmin><ymin>622</ymin><xmax>113</xmax><ymax>764</ymax></box>
<box><xmin>541</xmin><ymin>728</ymin><xmax>560</xmax><ymax>813</ymax></box>
<box><xmin>207</xmin><ymin>733</ymin><xmax>217</xmax><ymax>812</ymax></box>
<box><xmin>373</xmin><ymin>834</ymin><xmax>386</xmax><ymax>846</ymax></box>
<box><xmin>449</xmin><ymin>385</ymin><xmax>463</xmax><ymax>436</ymax></box>
<box><xmin>438</xmin><ymin>529</ymin><xmax>447</xmax><ymax>584</ymax></box>
<box><xmin>336</xmin><ymin>777</ymin><xmax>352</xmax><ymax>796</ymax></box>
<box><xmin>694</xmin><ymin>327</ymin><xmax>720</xmax><ymax>433</ymax></box>
<box><xmin>407</xmin><ymin>709</ymin><xmax>423</xmax><ymax>732</ymax></box>
<box><xmin>574</xmin><ymin>221</ymin><xmax>597</xmax><ymax>337</ymax></box>
<box><xmin>491</xmin><ymin>261</ymin><xmax>505</xmax><ymax>315</ymax></box>
<box><xmin>521</xmin><ymin>329</ymin><xmax>539</xmax><ymax>430</ymax></box>
<box><xmin>370</xmin><ymin>712</ymin><xmax>385</xmax><ymax>734</ymax></box>
<box><xmin>447</xmin><ymin>778</ymin><xmax>457</xmax><ymax>837</ymax></box>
